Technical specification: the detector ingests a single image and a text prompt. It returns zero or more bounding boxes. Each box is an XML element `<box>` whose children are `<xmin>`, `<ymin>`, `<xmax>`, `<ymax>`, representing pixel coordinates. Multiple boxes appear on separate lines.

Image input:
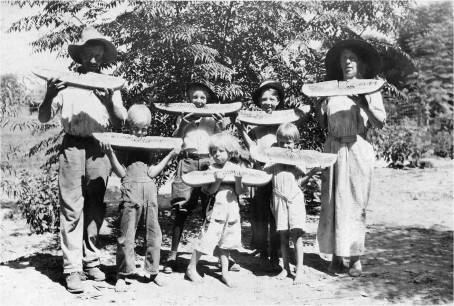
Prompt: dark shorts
<box><xmin>171</xmin><ymin>157</ymin><xmax>210</xmax><ymax>214</ymax></box>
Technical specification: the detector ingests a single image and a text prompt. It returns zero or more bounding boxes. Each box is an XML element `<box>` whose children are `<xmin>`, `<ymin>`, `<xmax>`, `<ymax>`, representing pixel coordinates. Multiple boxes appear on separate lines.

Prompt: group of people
<box><xmin>38</xmin><ymin>27</ymin><xmax>386</xmax><ymax>294</ymax></box>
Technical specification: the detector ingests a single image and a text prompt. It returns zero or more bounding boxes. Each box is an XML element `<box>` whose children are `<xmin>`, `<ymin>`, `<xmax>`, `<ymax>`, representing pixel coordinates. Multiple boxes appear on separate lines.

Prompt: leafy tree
<box><xmin>397</xmin><ymin>1</ymin><xmax>453</xmax><ymax>157</ymax></box>
<box><xmin>0</xmin><ymin>73</ymin><xmax>38</xmax><ymax>199</ymax></box>
<box><xmin>400</xmin><ymin>1</ymin><xmax>453</xmax><ymax>121</ymax></box>
<box><xmin>369</xmin><ymin>1</ymin><xmax>453</xmax><ymax>165</ymax></box>
<box><xmin>8</xmin><ymin>0</ymin><xmax>414</xmax><ymax>141</ymax></box>
<box><xmin>7</xmin><ymin>0</ymin><xmax>416</xmax><ymax>230</ymax></box>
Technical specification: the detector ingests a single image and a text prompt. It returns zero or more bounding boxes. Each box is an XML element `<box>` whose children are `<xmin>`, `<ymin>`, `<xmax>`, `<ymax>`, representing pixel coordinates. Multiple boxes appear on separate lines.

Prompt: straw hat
<box><xmin>251</xmin><ymin>79</ymin><xmax>285</xmax><ymax>108</ymax></box>
<box><xmin>68</xmin><ymin>26</ymin><xmax>117</xmax><ymax>64</ymax></box>
<box><xmin>325</xmin><ymin>39</ymin><xmax>382</xmax><ymax>81</ymax></box>
<box><xmin>186</xmin><ymin>82</ymin><xmax>219</xmax><ymax>104</ymax></box>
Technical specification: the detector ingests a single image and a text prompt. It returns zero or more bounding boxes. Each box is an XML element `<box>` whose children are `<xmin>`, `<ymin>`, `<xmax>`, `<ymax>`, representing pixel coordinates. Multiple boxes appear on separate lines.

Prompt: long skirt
<box><xmin>316</xmin><ymin>136</ymin><xmax>375</xmax><ymax>257</ymax></box>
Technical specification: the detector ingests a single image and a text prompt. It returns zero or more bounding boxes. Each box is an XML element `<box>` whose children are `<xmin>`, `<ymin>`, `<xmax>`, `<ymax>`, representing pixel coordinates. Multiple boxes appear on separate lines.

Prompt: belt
<box><xmin>180</xmin><ymin>151</ymin><xmax>210</xmax><ymax>160</ymax></box>
<box><xmin>328</xmin><ymin>133</ymin><xmax>365</xmax><ymax>143</ymax></box>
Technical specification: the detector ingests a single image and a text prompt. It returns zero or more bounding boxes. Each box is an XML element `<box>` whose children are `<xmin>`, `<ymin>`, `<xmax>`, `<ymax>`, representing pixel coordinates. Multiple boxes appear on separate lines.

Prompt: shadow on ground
<box><xmin>338</xmin><ymin>225</ymin><xmax>453</xmax><ymax>304</ymax></box>
<box><xmin>1</xmin><ymin>252</ymin><xmax>65</xmax><ymax>288</ymax></box>
<box><xmin>3</xmin><ymin>199</ymin><xmax>451</xmax><ymax>305</ymax></box>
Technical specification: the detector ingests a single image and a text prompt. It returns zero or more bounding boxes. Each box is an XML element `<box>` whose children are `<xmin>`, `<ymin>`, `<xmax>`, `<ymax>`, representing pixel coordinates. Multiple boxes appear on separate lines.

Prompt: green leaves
<box><xmin>7</xmin><ymin>1</ymin><xmax>412</xmax><ymax>106</ymax></box>
<box><xmin>17</xmin><ymin>170</ymin><xmax>60</xmax><ymax>234</ymax></box>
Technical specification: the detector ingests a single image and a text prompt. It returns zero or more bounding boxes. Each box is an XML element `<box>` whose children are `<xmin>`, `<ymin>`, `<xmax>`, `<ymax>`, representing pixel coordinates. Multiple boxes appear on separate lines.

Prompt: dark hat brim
<box><xmin>186</xmin><ymin>82</ymin><xmax>219</xmax><ymax>104</ymax></box>
<box><xmin>252</xmin><ymin>80</ymin><xmax>285</xmax><ymax>108</ymax></box>
<box><xmin>325</xmin><ymin>39</ymin><xmax>382</xmax><ymax>81</ymax></box>
<box><xmin>68</xmin><ymin>38</ymin><xmax>117</xmax><ymax>64</ymax></box>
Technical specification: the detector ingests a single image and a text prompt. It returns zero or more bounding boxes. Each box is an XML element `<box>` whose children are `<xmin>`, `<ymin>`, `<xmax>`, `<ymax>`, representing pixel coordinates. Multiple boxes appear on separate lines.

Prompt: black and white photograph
<box><xmin>1</xmin><ymin>1</ymin><xmax>452</xmax><ymax>305</ymax></box>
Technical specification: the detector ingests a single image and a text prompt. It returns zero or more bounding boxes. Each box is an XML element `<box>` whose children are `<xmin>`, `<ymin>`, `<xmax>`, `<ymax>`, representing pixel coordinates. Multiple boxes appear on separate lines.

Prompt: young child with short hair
<box><xmin>260</xmin><ymin>122</ymin><xmax>320</xmax><ymax>285</ymax></box>
<box><xmin>164</xmin><ymin>82</ymin><xmax>226</xmax><ymax>273</ymax></box>
<box><xmin>100</xmin><ymin>104</ymin><xmax>181</xmax><ymax>292</ymax></box>
<box><xmin>185</xmin><ymin>132</ymin><xmax>247</xmax><ymax>287</ymax></box>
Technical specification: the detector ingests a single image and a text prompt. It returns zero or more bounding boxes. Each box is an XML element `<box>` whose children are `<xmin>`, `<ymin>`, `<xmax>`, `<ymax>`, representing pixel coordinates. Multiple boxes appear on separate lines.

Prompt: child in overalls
<box><xmin>185</xmin><ymin>132</ymin><xmax>247</xmax><ymax>287</ymax></box>
<box><xmin>100</xmin><ymin>104</ymin><xmax>181</xmax><ymax>291</ymax></box>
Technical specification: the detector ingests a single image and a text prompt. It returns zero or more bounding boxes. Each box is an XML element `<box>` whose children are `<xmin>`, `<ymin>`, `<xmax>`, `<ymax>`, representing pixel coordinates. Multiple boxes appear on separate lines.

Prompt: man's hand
<box><xmin>348</xmin><ymin>94</ymin><xmax>369</xmax><ymax>109</ymax></box>
<box><xmin>46</xmin><ymin>77</ymin><xmax>66</xmax><ymax>99</ymax></box>
<box><xmin>94</xmin><ymin>88</ymin><xmax>114</xmax><ymax>108</ymax></box>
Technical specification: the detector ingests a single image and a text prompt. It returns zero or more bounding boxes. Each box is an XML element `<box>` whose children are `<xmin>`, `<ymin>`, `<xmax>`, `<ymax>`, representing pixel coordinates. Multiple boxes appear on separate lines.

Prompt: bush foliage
<box><xmin>17</xmin><ymin>170</ymin><xmax>59</xmax><ymax>234</ymax></box>
<box><xmin>4</xmin><ymin>1</ymin><xmax>452</xmax><ymax>232</ymax></box>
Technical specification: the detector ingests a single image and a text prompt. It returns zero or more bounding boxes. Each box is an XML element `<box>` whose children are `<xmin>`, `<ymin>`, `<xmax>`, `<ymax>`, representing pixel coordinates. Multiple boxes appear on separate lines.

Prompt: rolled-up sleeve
<box><xmin>112</xmin><ymin>90</ymin><xmax>128</xmax><ymax>121</ymax></box>
<box><xmin>47</xmin><ymin>92</ymin><xmax>63</xmax><ymax>120</ymax></box>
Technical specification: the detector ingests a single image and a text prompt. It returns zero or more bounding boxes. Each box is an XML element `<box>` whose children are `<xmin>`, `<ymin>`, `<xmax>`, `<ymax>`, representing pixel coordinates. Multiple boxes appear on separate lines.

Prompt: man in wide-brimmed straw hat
<box><xmin>38</xmin><ymin>26</ymin><xmax>127</xmax><ymax>293</ymax></box>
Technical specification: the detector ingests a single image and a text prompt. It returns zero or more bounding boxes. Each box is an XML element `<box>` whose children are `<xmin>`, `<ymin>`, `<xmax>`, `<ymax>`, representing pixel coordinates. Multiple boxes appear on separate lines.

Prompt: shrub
<box><xmin>369</xmin><ymin>119</ymin><xmax>431</xmax><ymax>167</ymax></box>
<box><xmin>304</xmin><ymin>173</ymin><xmax>322</xmax><ymax>215</ymax></box>
<box><xmin>17</xmin><ymin>170</ymin><xmax>59</xmax><ymax>234</ymax></box>
<box><xmin>431</xmin><ymin>113</ymin><xmax>453</xmax><ymax>159</ymax></box>
<box><xmin>432</xmin><ymin>130</ymin><xmax>453</xmax><ymax>159</ymax></box>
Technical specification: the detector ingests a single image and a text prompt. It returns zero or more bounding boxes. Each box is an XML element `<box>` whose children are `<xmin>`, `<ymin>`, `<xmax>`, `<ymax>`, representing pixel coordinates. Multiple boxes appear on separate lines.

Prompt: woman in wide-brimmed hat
<box><xmin>314</xmin><ymin>39</ymin><xmax>387</xmax><ymax>277</ymax></box>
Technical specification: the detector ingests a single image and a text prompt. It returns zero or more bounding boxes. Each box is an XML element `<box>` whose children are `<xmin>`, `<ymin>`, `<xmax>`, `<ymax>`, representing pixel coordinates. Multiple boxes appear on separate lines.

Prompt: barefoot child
<box><xmin>164</xmin><ymin>82</ymin><xmax>225</xmax><ymax>273</ymax></box>
<box><xmin>100</xmin><ymin>104</ymin><xmax>181</xmax><ymax>291</ymax></box>
<box><xmin>231</xmin><ymin>80</ymin><xmax>285</xmax><ymax>271</ymax></box>
<box><xmin>186</xmin><ymin>133</ymin><xmax>247</xmax><ymax>287</ymax></box>
<box><xmin>260</xmin><ymin>123</ymin><xmax>320</xmax><ymax>285</ymax></box>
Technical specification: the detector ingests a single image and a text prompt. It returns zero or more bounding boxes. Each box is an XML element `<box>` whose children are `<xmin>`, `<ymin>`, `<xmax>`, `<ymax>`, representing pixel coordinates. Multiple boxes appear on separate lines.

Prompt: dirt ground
<box><xmin>1</xmin><ymin>158</ymin><xmax>452</xmax><ymax>305</ymax></box>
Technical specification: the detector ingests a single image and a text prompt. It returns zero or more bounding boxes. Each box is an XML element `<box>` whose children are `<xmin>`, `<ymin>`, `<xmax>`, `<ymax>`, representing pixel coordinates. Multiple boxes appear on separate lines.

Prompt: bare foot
<box><xmin>222</xmin><ymin>272</ymin><xmax>237</xmax><ymax>288</ymax></box>
<box><xmin>351</xmin><ymin>260</ymin><xmax>362</xmax><ymax>270</ymax></box>
<box><xmin>147</xmin><ymin>273</ymin><xmax>166</xmax><ymax>287</ymax></box>
<box><xmin>115</xmin><ymin>277</ymin><xmax>128</xmax><ymax>292</ymax></box>
<box><xmin>348</xmin><ymin>260</ymin><xmax>362</xmax><ymax>277</ymax></box>
<box><xmin>229</xmin><ymin>262</ymin><xmax>241</xmax><ymax>272</ymax></box>
<box><xmin>276</xmin><ymin>269</ymin><xmax>288</xmax><ymax>280</ymax></box>
<box><xmin>185</xmin><ymin>268</ymin><xmax>203</xmax><ymax>283</ymax></box>
<box><xmin>293</xmin><ymin>269</ymin><xmax>305</xmax><ymax>285</ymax></box>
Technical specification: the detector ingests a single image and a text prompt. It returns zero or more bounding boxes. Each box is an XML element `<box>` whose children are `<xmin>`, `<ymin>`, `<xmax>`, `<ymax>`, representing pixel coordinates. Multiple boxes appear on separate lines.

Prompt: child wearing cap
<box><xmin>163</xmin><ymin>82</ymin><xmax>226</xmax><ymax>273</ymax></box>
<box><xmin>231</xmin><ymin>79</ymin><xmax>310</xmax><ymax>272</ymax></box>
<box><xmin>99</xmin><ymin>104</ymin><xmax>181</xmax><ymax>291</ymax></box>
<box><xmin>231</xmin><ymin>80</ymin><xmax>285</xmax><ymax>272</ymax></box>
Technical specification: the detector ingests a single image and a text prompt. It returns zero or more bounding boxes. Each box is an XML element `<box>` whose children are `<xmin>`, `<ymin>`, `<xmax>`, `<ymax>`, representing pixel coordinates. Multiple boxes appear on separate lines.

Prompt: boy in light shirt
<box><xmin>163</xmin><ymin>82</ymin><xmax>226</xmax><ymax>273</ymax></box>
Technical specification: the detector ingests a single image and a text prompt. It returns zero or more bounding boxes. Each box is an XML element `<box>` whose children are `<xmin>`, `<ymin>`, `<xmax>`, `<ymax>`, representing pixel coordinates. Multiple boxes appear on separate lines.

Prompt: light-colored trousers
<box><xmin>59</xmin><ymin>134</ymin><xmax>110</xmax><ymax>274</ymax></box>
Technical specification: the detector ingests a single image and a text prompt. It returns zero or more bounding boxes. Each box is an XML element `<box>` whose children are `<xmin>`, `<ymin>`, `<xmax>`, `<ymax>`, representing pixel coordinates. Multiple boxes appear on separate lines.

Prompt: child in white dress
<box><xmin>185</xmin><ymin>132</ymin><xmax>247</xmax><ymax>287</ymax></box>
